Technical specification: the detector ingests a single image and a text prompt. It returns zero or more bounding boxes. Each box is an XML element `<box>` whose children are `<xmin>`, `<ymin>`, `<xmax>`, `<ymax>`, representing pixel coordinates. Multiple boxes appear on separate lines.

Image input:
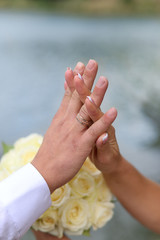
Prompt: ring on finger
<box><xmin>76</xmin><ymin>113</ymin><xmax>93</xmax><ymax>127</ymax></box>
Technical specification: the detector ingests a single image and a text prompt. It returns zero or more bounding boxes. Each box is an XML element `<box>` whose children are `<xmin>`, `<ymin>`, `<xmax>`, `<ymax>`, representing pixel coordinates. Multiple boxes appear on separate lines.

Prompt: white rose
<box><xmin>14</xmin><ymin>133</ymin><xmax>43</xmax><ymax>150</ymax></box>
<box><xmin>32</xmin><ymin>207</ymin><xmax>58</xmax><ymax>233</ymax></box>
<box><xmin>0</xmin><ymin>134</ymin><xmax>43</xmax><ymax>174</ymax></box>
<box><xmin>81</xmin><ymin>157</ymin><xmax>101</xmax><ymax>176</ymax></box>
<box><xmin>16</xmin><ymin>145</ymin><xmax>39</xmax><ymax>165</ymax></box>
<box><xmin>51</xmin><ymin>184</ymin><xmax>71</xmax><ymax>208</ymax></box>
<box><xmin>90</xmin><ymin>201</ymin><xmax>114</xmax><ymax>230</ymax></box>
<box><xmin>97</xmin><ymin>179</ymin><xmax>113</xmax><ymax>202</ymax></box>
<box><xmin>0</xmin><ymin>149</ymin><xmax>21</xmax><ymax>174</ymax></box>
<box><xmin>59</xmin><ymin>198</ymin><xmax>91</xmax><ymax>235</ymax></box>
<box><xmin>69</xmin><ymin>171</ymin><xmax>95</xmax><ymax>198</ymax></box>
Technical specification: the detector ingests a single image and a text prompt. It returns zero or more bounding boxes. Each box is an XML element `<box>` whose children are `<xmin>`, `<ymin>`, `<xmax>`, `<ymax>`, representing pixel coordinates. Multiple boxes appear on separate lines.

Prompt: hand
<box><xmin>85</xmin><ymin>96</ymin><xmax>122</xmax><ymax>174</ymax></box>
<box><xmin>66</xmin><ymin>60</ymin><xmax>122</xmax><ymax>175</ymax></box>
<box><xmin>31</xmin><ymin>60</ymin><xmax>116</xmax><ymax>193</ymax></box>
<box><xmin>32</xmin><ymin>229</ymin><xmax>70</xmax><ymax>240</ymax></box>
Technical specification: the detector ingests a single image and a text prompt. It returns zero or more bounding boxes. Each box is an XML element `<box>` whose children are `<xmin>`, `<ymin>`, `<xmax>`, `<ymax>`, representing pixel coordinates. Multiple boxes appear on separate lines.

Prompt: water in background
<box><xmin>0</xmin><ymin>11</ymin><xmax>160</xmax><ymax>240</ymax></box>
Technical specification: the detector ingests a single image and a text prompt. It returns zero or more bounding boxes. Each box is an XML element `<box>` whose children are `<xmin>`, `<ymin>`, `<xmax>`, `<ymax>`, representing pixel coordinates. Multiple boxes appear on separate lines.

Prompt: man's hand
<box><xmin>32</xmin><ymin>60</ymin><xmax>116</xmax><ymax>193</ymax></box>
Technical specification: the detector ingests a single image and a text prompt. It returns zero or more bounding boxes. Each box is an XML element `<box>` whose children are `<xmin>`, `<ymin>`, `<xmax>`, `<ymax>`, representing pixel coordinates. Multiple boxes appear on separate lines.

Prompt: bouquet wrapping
<box><xmin>0</xmin><ymin>134</ymin><xmax>114</xmax><ymax>238</ymax></box>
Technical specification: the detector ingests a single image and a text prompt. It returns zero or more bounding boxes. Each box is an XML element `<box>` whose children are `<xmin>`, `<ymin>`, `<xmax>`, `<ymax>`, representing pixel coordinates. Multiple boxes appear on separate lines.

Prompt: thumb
<box><xmin>83</xmin><ymin>108</ymin><xmax>117</xmax><ymax>147</ymax></box>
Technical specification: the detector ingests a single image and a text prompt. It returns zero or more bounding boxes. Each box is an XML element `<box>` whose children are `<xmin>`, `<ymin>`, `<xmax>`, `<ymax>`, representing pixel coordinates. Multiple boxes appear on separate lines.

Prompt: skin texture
<box><xmin>71</xmin><ymin>61</ymin><xmax>160</xmax><ymax>234</ymax></box>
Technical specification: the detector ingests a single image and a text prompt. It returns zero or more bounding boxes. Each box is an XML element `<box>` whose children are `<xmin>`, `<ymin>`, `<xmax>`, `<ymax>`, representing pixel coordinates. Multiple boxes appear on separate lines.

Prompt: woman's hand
<box><xmin>85</xmin><ymin>97</ymin><xmax>122</xmax><ymax>174</ymax></box>
<box><xmin>31</xmin><ymin>60</ymin><xmax>116</xmax><ymax>193</ymax></box>
<box><xmin>32</xmin><ymin>229</ymin><xmax>70</xmax><ymax>240</ymax></box>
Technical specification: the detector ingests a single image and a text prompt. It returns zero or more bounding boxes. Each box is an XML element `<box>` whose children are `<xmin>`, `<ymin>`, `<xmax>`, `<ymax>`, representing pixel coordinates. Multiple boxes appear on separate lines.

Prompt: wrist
<box><xmin>102</xmin><ymin>154</ymin><xmax>127</xmax><ymax>180</ymax></box>
<box><xmin>31</xmin><ymin>156</ymin><xmax>57</xmax><ymax>194</ymax></box>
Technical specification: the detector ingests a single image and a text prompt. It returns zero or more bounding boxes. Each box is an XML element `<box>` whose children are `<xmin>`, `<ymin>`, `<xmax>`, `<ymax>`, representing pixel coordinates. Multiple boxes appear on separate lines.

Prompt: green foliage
<box><xmin>2</xmin><ymin>142</ymin><xmax>13</xmax><ymax>154</ymax></box>
<box><xmin>83</xmin><ymin>229</ymin><xmax>91</xmax><ymax>237</ymax></box>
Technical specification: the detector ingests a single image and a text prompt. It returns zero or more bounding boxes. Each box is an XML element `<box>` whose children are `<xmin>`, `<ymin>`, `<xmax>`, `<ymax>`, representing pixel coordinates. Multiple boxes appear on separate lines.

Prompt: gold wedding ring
<box><xmin>76</xmin><ymin>113</ymin><xmax>92</xmax><ymax>127</ymax></box>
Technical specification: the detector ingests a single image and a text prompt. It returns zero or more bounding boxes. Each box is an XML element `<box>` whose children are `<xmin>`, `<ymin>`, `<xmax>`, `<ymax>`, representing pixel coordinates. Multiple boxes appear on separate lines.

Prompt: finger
<box><xmin>66</xmin><ymin>62</ymin><xmax>85</xmax><ymax>93</ymax></box>
<box><xmin>65</xmin><ymin>67</ymin><xmax>75</xmax><ymax>93</ymax></box>
<box><xmin>97</xmin><ymin>132</ymin><xmax>109</xmax><ymax>147</ymax></box>
<box><xmin>66</xmin><ymin>59</ymin><xmax>98</xmax><ymax>118</ymax></box>
<box><xmin>85</xmin><ymin>96</ymin><xmax>103</xmax><ymax>122</ymax></box>
<box><xmin>76</xmin><ymin>76</ymin><xmax>108</xmax><ymax>125</ymax></box>
<box><xmin>56</xmin><ymin>62</ymin><xmax>85</xmax><ymax>117</ymax></box>
<box><xmin>73</xmin><ymin>61</ymin><xmax>85</xmax><ymax>76</ymax></box>
<box><xmin>75</xmin><ymin>75</ymin><xmax>108</xmax><ymax>106</ymax></box>
<box><xmin>82</xmin><ymin>108</ymin><xmax>117</xmax><ymax>147</ymax></box>
<box><xmin>54</xmin><ymin>68</ymin><xmax>73</xmax><ymax>117</ymax></box>
<box><xmin>85</xmin><ymin>98</ymin><xmax>117</xmax><ymax>152</ymax></box>
<box><xmin>96</xmin><ymin>125</ymin><xmax>117</xmax><ymax>149</ymax></box>
<box><xmin>82</xmin><ymin>59</ymin><xmax>98</xmax><ymax>89</ymax></box>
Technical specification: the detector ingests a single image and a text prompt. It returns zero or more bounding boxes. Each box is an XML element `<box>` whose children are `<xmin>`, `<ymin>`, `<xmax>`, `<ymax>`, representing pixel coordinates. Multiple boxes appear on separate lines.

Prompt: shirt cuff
<box><xmin>0</xmin><ymin>163</ymin><xmax>52</xmax><ymax>239</ymax></box>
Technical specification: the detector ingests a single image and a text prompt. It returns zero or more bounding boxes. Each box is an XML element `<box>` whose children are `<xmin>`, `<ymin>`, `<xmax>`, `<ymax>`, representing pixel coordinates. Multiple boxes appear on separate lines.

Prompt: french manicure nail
<box><xmin>102</xmin><ymin>133</ymin><xmax>108</xmax><ymax>144</ymax></box>
<box><xmin>78</xmin><ymin>73</ymin><xmax>83</xmax><ymax>80</ymax></box>
<box><xmin>87</xmin><ymin>96</ymin><xmax>95</xmax><ymax>104</ymax></box>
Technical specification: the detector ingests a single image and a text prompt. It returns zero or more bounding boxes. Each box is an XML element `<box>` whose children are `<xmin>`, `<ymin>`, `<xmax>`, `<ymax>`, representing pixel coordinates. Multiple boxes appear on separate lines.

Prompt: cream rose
<box><xmin>0</xmin><ymin>149</ymin><xmax>21</xmax><ymax>174</ymax></box>
<box><xmin>51</xmin><ymin>184</ymin><xmax>71</xmax><ymax>208</ymax></box>
<box><xmin>32</xmin><ymin>207</ymin><xmax>58</xmax><ymax>233</ymax></box>
<box><xmin>0</xmin><ymin>134</ymin><xmax>42</xmax><ymax>174</ymax></box>
<box><xmin>59</xmin><ymin>198</ymin><xmax>91</xmax><ymax>235</ymax></box>
<box><xmin>14</xmin><ymin>133</ymin><xmax>43</xmax><ymax>150</ymax></box>
<box><xmin>69</xmin><ymin>171</ymin><xmax>95</xmax><ymax>198</ymax></box>
<box><xmin>16</xmin><ymin>145</ymin><xmax>39</xmax><ymax>165</ymax></box>
<box><xmin>81</xmin><ymin>157</ymin><xmax>101</xmax><ymax>176</ymax></box>
<box><xmin>97</xmin><ymin>179</ymin><xmax>113</xmax><ymax>202</ymax></box>
<box><xmin>90</xmin><ymin>201</ymin><xmax>114</xmax><ymax>230</ymax></box>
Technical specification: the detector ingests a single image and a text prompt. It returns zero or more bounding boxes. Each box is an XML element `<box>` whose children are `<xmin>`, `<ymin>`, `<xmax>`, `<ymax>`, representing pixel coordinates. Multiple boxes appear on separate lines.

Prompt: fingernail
<box><xmin>78</xmin><ymin>73</ymin><xmax>83</xmax><ymax>81</ymax></box>
<box><xmin>102</xmin><ymin>133</ymin><xmax>108</xmax><ymax>144</ymax></box>
<box><xmin>86</xmin><ymin>59</ymin><xmax>95</xmax><ymax>70</ymax></box>
<box><xmin>107</xmin><ymin>108</ymin><xmax>117</xmax><ymax>118</ymax></box>
<box><xmin>87</xmin><ymin>96</ymin><xmax>95</xmax><ymax>104</ymax></box>
<box><xmin>96</xmin><ymin>77</ymin><xmax>106</xmax><ymax>88</ymax></box>
<box><xmin>67</xmin><ymin>67</ymin><xmax>72</xmax><ymax>71</ymax></box>
<box><xmin>77</xmin><ymin>62</ymin><xmax>84</xmax><ymax>69</ymax></box>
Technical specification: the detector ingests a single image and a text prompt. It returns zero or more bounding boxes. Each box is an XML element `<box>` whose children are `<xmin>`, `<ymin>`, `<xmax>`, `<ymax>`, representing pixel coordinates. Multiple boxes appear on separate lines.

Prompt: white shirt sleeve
<box><xmin>0</xmin><ymin>163</ymin><xmax>52</xmax><ymax>240</ymax></box>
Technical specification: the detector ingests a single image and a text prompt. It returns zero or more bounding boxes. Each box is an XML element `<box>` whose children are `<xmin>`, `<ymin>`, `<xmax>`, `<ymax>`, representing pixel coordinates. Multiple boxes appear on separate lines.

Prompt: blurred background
<box><xmin>0</xmin><ymin>0</ymin><xmax>160</xmax><ymax>240</ymax></box>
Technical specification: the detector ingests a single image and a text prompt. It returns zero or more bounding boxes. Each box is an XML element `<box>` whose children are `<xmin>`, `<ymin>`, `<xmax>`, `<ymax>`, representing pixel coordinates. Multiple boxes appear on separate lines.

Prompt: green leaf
<box><xmin>83</xmin><ymin>229</ymin><xmax>91</xmax><ymax>237</ymax></box>
<box><xmin>2</xmin><ymin>142</ymin><xmax>14</xmax><ymax>154</ymax></box>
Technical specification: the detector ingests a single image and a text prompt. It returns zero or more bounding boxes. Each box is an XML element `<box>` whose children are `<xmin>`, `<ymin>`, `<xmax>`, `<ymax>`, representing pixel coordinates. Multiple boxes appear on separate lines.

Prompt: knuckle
<box><xmin>64</xmin><ymin>89</ymin><xmax>71</xmax><ymax>98</ymax></box>
<box><xmin>89</xmin><ymin>108</ymin><xmax>98</xmax><ymax>118</ymax></box>
<box><xmin>71</xmin><ymin>90</ymin><xmax>79</xmax><ymax>101</ymax></box>
<box><xmin>83</xmin><ymin>71</ymin><xmax>91</xmax><ymax>80</ymax></box>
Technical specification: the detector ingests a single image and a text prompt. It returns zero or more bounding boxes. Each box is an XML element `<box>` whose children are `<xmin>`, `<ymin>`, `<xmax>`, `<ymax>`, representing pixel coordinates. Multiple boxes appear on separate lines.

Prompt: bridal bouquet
<box><xmin>0</xmin><ymin>134</ymin><xmax>114</xmax><ymax>238</ymax></box>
